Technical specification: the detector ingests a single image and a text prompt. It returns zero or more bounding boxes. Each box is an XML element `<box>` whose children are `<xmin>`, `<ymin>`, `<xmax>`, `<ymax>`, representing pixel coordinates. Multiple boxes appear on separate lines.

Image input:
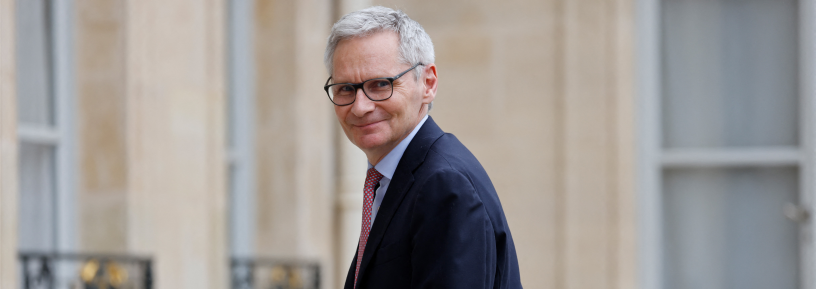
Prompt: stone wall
<box><xmin>76</xmin><ymin>0</ymin><xmax>128</xmax><ymax>253</ymax></box>
<box><xmin>252</xmin><ymin>0</ymin><xmax>336</xmax><ymax>287</ymax></box>
<box><xmin>0</xmin><ymin>1</ymin><xmax>639</xmax><ymax>288</ymax></box>
<box><xmin>123</xmin><ymin>0</ymin><xmax>228</xmax><ymax>287</ymax></box>
<box><xmin>0</xmin><ymin>0</ymin><xmax>20</xmax><ymax>287</ymax></box>
<box><xmin>368</xmin><ymin>1</ymin><xmax>637</xmax><ymax>288</ymax></box>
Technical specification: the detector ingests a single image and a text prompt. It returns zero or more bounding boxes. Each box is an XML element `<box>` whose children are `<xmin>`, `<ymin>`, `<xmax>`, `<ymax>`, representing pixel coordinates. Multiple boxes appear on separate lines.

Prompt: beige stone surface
<box><xmin>253</xmin><ymin>0</ymin><xmax>337</xmax><ymax>287</ymax></box>
<box><xmin>124</xmin><ymin>0</ymin><xmax>228</xmax><ymax>288</ymax></box>
<box><xmin>332</xmin><ymin>0</ymin><xmax>372</xmax><ymax>287</ymax></box>
<box><xmin>0</xmin><ymin>0</ymin><xmax>19</xmax><ymax>287</ymax></box>
<box><xmin>3</xmin><ymin>1</ymin><xmax>638</xmax><ymax>288</ymax></box>
<box><xmin>255</xmin><ymin>0</ymin><xmax>299</xmax><ymax>256</ymax></box>
<box><xmin>76</xmin><ymin>0</ymin><xmax>128</xmax><ymax>252</ymax></box>
<box><xmin>611</xmin><ymin>1</ymin><xmax>637</xmax><ymax>288</ymax></box>
<box><xmin>561</xmin><ymin>1</ymin><xmax>636</xmax><ymax>288</ymax></box>
<box><xmin>365</xmin><ymin>1</ymin><xmax>637</xmax><ymax>288</ymax></box>
<box><xmin>561</xmin><ymin>1</ymin><xmax>615</xmax><ymax>287</ymax></box>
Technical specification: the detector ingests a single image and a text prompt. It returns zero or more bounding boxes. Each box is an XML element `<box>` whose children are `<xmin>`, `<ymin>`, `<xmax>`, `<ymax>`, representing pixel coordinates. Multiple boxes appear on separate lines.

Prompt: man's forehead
<box><xmin>332</xmin><ymin>32</ymin><xmax>401</xmax><ymax>77</ymax></box>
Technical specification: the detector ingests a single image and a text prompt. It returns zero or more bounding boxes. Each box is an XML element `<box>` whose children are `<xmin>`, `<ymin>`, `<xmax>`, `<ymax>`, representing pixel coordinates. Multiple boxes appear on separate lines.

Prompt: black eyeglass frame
<box><xmin>323</xmin><ymin>63</ymin><xmax>423</xmax><ymax>106</ymax></box>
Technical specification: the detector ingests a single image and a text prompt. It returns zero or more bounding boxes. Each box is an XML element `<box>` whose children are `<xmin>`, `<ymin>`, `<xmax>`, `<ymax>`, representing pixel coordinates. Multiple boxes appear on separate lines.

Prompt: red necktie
<box><xmin>355</xmin><ymin>168</ymin><xmax>383</xmax><ymax>288</ymax></box>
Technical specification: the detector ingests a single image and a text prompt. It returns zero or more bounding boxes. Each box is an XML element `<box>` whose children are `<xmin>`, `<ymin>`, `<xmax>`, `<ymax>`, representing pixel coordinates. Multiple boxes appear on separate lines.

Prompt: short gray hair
<box><xmin>324</xmin><ymin>6</ymin><xmax>435</xmax><ymax>80</ymax></box>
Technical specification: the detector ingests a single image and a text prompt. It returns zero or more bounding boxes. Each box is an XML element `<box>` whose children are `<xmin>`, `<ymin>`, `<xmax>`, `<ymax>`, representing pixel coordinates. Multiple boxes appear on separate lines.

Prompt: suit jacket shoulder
<box><xmin>346</xmin><ymin>116</ymin><xmax>522</xmax><ymax>289</ymax></box>
<box><xmin>420</xmin><ymin>131</ymin><xmax>513</xmax><ymax>240</ymax></box>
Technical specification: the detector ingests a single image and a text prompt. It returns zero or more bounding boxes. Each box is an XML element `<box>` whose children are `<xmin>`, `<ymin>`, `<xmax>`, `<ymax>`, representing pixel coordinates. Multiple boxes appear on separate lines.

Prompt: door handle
<box><xmin>784</xmin><ymin>203</ymin><xmax>810</xmax><ymax>223</ymax></box>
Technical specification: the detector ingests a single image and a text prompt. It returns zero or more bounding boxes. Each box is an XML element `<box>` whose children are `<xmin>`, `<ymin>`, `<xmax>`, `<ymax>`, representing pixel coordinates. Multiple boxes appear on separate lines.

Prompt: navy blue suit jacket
<box><xmin>344</xmin><ymin>116</ymin><xmax>522</xmax><ymax>289</ymax></box>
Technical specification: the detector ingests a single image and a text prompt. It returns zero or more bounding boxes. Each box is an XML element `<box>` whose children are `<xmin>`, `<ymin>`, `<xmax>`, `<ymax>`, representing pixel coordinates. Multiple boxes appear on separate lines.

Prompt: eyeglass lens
<box><xmin>329</xmin><ymin>78</ymin><xmax>393</xmax><ymax>105</ymax></box>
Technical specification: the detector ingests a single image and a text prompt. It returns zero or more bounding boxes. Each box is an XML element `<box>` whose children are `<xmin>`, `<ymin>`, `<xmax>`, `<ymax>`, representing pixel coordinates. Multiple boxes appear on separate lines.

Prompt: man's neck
<box><xmin>365</xmin><ymin>145</ymin><xmax>396</xmax><ymax>166</ymax></box>
<box><xmin>364</xmin><ymin>113</ymin><xmax>428</xmax><ymax>165</ymax></box>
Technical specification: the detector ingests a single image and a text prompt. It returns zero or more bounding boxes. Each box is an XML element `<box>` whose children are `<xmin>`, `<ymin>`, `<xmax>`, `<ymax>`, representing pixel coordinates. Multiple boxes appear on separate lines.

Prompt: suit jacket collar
<box><xmin>369</xmin><ymin>115</ymin><xmax>429</xmax><ymax>180</ymax></box>
<box><xmin>354</xmin><ymin>116</ymin><xmax>445</xmax><ymax>285</ymax></box>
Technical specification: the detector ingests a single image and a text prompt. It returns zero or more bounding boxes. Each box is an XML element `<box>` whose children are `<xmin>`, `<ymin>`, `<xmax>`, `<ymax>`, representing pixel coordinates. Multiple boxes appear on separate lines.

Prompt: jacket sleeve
<box><xmin>410</xmin><ymin>168</ymin><xmax>497</xmax><ymax>289</ymax></box>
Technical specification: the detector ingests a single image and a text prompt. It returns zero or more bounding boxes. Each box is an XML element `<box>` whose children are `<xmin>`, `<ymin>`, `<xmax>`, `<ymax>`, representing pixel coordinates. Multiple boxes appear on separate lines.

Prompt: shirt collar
<box><xmin>368</xmin><ymin>114</ymin><xmax>429</xmax><ymax>180</ymax></box>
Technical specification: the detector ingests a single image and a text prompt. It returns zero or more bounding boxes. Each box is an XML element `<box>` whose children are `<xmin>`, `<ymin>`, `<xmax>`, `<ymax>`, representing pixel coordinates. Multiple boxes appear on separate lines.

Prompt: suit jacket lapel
<box><xmin>355</xmin><ymin>116</ymin><xmax>445</xmax><ymax>284</ymax></box>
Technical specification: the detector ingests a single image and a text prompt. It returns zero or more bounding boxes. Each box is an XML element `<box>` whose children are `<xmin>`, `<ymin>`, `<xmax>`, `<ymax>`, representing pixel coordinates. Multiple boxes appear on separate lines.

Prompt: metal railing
<box><xmin>230</xmin><ymin>257</ymin><xmax>320</xmax><ymax>289</ymax></box>
<box><xmin>19</xmin><ymin>252</ymin><xmax>153</xmax><ymax>289</ymax></box>
<box><xmin>19</xmin><ymin>252</ymin><xmax>320</xmax><ymax>289</ymax></box>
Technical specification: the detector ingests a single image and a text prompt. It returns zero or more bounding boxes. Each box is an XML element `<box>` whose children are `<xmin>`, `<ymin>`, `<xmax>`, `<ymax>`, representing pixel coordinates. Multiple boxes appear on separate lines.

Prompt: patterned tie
<box><xmin>355</xmin><ymin>168</ymin><xmax>383</xmax><ymax>288</ymax></box>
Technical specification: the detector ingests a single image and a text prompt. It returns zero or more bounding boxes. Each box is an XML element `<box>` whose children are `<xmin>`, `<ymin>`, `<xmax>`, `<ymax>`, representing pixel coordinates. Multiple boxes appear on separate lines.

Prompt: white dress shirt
<box><xmin>367</xmin><ymin>114</ymin><xmax>429</xmax><ymax>225</ymax></box>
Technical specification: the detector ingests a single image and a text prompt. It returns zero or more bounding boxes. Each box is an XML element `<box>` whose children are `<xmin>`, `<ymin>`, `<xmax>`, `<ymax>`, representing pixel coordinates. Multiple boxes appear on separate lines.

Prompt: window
<box><xmin>637</xmin><ymin>0</ymin><xmax>816</xmax><ymax>288</ymax></box>
<box><xmin>227</xmin><ymin>0</ymin><xmax>257</xmax><ymax>257</ymax></box>
<box><xmin>16</xmin><ymin>0</ymin><xmax>76</xmax><ymax>253</ymax></box>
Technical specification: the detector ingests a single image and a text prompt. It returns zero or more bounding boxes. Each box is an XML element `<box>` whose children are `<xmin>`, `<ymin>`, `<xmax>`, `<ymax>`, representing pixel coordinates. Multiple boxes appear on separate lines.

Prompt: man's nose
<box><xmin>350</xmin><ymin>87</ymin><xmax>375</xmax><ymax>117</ymax></box>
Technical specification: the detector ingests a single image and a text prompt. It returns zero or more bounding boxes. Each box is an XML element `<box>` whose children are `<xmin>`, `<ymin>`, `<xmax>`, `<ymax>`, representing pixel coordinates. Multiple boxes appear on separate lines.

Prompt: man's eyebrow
<box><xmin>335</xmin><ymin>74</ymin><xmax>394</xmax><ymax>84</ymax></box>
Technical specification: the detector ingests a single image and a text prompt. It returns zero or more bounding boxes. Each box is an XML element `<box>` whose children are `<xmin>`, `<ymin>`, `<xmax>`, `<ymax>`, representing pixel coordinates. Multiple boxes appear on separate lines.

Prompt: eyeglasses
<box><xmin>323</xmin><ymin>63</ymin><xmax>423</xmax><ymax>106</ymax></box>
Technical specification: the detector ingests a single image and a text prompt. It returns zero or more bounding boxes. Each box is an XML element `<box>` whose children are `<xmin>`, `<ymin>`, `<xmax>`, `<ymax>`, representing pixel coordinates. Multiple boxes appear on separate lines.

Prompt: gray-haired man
<box><xmin>324</xmin><ymin>6</ymin><xmax>522</xmax><ymax>288</ymax></box>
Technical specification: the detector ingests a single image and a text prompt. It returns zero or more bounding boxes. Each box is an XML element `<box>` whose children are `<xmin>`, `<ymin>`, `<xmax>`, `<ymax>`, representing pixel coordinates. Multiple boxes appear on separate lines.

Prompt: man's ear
<box><xmin>421</xmin><ymin>63</ymin><xmax>438</xmax><ymax>104</ymax></box>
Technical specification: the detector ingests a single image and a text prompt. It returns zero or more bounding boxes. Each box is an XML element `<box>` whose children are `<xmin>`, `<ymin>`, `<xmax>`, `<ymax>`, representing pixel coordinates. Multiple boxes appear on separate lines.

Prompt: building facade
<box><xmin>0</xmin><ymin>0</ymin><xmax>814</xmax><ymax>288</ymax></box>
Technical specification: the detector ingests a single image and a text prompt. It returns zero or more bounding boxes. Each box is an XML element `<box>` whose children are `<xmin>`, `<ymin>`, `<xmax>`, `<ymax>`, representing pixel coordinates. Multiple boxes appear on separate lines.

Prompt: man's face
<box><xmin>331</xmin><ymin>31</ymin><xmax>436</xmax><ymax>162</ymax></box>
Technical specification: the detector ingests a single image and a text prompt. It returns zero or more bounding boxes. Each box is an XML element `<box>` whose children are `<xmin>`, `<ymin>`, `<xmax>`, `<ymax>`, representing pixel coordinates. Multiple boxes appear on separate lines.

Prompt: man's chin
<box><xmin>352</xmin><ymin>135</ymin><xmax>389</xmax><ymax>151</ymax></box>
<box><xmin>354</xmin><ymin>140</ymin><xmax>385</xmax><ymax>151</ymax></box>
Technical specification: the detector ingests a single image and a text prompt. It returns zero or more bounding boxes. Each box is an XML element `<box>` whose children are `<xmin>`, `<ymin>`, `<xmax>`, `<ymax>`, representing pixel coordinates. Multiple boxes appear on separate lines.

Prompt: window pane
<box><xmin>18</xmin><ymin>144</ymin><xmax>57</xmax><ymax>251</ymax></box>
<box><xmin>228</xmin><ymin>165</ymin><xmax>244</xmax><ymax>255</ymax></box>
<box><xmin>16</xmin><ymin>0</ymin><xmax>55</xmax><ymax>126</ymax></box>
<box><xmin>227</xmin><ymin>94</ymin><xmax>237</xmax><ymax>149</ymax></box>
<box><xmin>662</xmin><ymin>167</ymin><xmax>800</xmax><ymax>289</ymax></box>
<box><xmin>661</xmin><ymin>0</ymin><xmax>798</xmax><ymax>148</ymax></box>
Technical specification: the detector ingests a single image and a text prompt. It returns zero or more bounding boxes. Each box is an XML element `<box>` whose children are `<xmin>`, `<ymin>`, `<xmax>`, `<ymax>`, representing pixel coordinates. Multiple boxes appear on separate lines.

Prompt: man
<box><xmin>324</xmin><ymin>6</ymin><xmax>522</xmax><ymax>289</ymax></box>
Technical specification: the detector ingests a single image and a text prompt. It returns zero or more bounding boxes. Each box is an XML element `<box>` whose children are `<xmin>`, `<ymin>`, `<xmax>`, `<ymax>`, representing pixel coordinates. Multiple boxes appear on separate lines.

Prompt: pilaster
<box><xmin>0</xmin><ymin>0</ymin><xmax>19</xmax><ymax>287</ymax></box>
<box><xmin>124</xmin><ymin>0</ymin><xmax>228</xmax><ymax>288</ymax></box>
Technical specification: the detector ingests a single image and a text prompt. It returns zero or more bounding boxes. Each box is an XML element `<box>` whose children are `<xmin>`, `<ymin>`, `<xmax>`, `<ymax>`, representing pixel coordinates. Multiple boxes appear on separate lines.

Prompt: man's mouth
<box><xmin>354</xmin><ymin>120</ymin><xmax>384</xmax><ymax>128</ymax></box>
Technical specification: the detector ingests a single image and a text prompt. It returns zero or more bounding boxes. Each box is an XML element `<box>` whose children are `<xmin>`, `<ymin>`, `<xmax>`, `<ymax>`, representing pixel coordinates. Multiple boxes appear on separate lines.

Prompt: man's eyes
<box><xmin>338</xmin><ymin>85</ymin><xmax>355</xmax><ymax>92</ymax></box>
<box><xmin>369</xmin><ymin>80</ymin><xmax>391</xmax><ymax>89</ymax></box>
